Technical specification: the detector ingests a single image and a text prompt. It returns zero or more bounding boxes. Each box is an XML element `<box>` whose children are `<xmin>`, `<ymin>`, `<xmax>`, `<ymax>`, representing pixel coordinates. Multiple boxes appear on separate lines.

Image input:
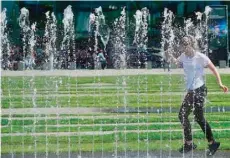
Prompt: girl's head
<box><xmin>180</xmin><ymin>35</ymin><xmax>197</xmax><ymax>57</ymax></box>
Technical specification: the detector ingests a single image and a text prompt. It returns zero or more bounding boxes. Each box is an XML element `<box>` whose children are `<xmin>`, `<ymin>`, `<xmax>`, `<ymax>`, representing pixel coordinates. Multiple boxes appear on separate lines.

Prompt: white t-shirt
<box><xmin>177</xmin><ymin>52</ymin><xmax>211</xmax><ymax>90</ymax></box>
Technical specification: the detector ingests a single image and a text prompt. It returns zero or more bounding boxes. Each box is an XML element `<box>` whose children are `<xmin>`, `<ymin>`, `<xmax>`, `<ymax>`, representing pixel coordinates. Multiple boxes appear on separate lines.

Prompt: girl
<box><xmin>167</xmin><ymin>35</ymin><xmax>228</xmax><ymax>155</ymax></box>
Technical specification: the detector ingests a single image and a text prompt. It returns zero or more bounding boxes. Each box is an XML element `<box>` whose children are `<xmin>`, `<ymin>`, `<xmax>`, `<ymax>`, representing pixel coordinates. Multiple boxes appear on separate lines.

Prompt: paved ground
<box><xmin>2</xmin><ymin>150</ymin><xmax>230</xmax><ymax>158</ymax></box>
<box><xmin>2</xmin><ymin>69</ymin><xmax>230</xmax><ymax>157</ymax></box>
<box><xmin>1</xmin><ymin>68</ymin><xmax>230</xmax><ymax>77</ymax></box>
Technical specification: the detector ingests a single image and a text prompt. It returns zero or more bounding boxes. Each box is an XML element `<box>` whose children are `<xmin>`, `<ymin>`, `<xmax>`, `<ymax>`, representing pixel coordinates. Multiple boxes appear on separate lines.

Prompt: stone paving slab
<box><xmin>2</xmin><ymin>106</ymin><xmax>230</xmax><ymax>115</ymax></box>
<box><xmin>2</xmin><ymin>91</ymin><xmax>228</xmax><ymax>98</ymax></box>
<box><xmin>1</xmin><ymin>68</ymin><xmax>230</xmax><ymax>77</ymax></box>
<box><xmin>1</xmin><ymin>128</ymin><xmax>230</xmax><ymax>137</ymax></box>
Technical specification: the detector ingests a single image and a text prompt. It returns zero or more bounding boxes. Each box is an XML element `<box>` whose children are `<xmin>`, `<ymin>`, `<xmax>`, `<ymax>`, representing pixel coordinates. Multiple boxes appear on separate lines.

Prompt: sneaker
<box><xmin>179</xmin><ymin>143</ymin><xmax>197</xmax><ymax>153</ymax></box>
<box><xmin>207</xmin><ymin>141</ymin><xmax>220</xmax><ymax>156</ymax></box>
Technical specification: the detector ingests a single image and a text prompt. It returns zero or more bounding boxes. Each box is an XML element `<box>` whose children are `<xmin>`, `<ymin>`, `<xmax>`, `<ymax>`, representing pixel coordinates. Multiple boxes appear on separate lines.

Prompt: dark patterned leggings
<box><xmin>178</xmin><ymin>85</ymin><xmax>214</xmax><ymax>142</ymax></box>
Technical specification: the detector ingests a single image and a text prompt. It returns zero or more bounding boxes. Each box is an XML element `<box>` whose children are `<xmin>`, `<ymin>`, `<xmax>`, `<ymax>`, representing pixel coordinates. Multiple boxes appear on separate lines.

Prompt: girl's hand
<box><xmin>219</xmin><ymin>84</ymin><xmax>229</xmax><ymax>93</ymax></box>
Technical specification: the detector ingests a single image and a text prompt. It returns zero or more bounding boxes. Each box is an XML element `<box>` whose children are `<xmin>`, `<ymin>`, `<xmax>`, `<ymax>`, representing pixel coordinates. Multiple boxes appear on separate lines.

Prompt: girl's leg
<box><xmin>178</xmin><ymin>92</ymin><xmax>198</xmax><ymax>153</ymax></box>
<box><xmin>193</xmin><ymin>87</ymin><xmax>220</xmax><ymax>156</ymax></box>
<box><xmin>194</xmin><ymin>107</ymin><xmax>214</xmax><ymax>142</ymax></box>
<box><xmin>178</xmin><ymin>93</ymin><xmax>193</xmax><ymax>142</ymax></box>
<box><xmin>194</xmin><ymin>86</ymin><xmax>214</xmax><ymax>142</ymax></box>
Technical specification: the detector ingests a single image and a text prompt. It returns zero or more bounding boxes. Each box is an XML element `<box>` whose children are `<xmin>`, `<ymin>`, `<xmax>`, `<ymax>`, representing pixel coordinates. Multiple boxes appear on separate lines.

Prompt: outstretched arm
<box><xmin>207</xmin><ymin>61</ymin><xmax>229</xmax><ymax>93</ymax></box>
<box><xmin>164</xmin><ymin>50</ymin><xmax>180</xmax><ymax>65</ymax></box>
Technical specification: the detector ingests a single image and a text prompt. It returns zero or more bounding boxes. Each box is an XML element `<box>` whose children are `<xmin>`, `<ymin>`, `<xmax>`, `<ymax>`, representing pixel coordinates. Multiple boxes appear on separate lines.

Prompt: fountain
<box><xmin>89</xmin><ymin>11</ymin><xmax>99</xmax><ymax>69</ymax></box>
<box><xmin>1</xmin><ymin>8</ymin><xmax>10</xmax><ymax>70</ymax></box>
<box><xmin>89</xmin><ymin>6</ymin><xmax>110</xmax><ymax>69</ymax></box>
<box><xmin>133</xmin><ymin>8</ymin><xmax>149</xmax><ymax>68</ymax></box>
<box><xmin>27</xmin><ymin>22</ymin><xmax>37</xmax><ymax>70</ymax></box>
<box><xmin>161</xmin><ymin>8</ymin><xmax>175</xmax><ymax>59</ymax></box>
<box><xmin>18</xmin><ymin>7</ymin><xmax>37</xmax><ymax>70</ymax></box>
<box><xmin>111</xmin><ymin>7</ymin><xmax>127</xmax><ymax>69</ymax></box>
<box><xmin>18</xmin><ymin>7</ymin><xmax>30</xmax><ymax>70</ymax></box>
<box><xmin>61</xmin><ymin>5</ymin><xmax>75</xmax><ymax>69</ymax></box>
<box><xmin>95</xmin><ymin>7</ymin><xmax>110</xmax><ymax>50</ymax></box>
<box><xmin>44</xmin><ymin>11</ymin><xmax>57</xmax><ymax>70</ymax></box>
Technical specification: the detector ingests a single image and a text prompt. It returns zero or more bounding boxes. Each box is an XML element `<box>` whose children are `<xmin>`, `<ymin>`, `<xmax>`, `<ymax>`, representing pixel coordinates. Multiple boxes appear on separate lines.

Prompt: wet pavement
<box><xmin>2</xmin><ymin>150</ymin><xmax>230</xmax><ymax>158</ymax></box>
